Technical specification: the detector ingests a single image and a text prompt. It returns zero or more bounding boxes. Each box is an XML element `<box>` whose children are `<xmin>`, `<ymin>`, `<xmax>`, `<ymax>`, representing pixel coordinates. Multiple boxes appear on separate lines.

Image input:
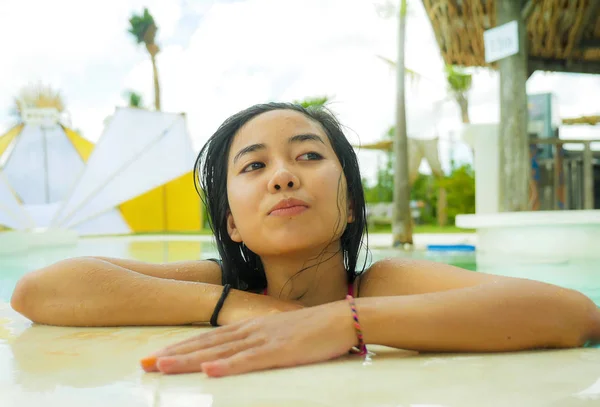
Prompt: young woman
<box><xmin>11</xmin><ymin>103</ymin><xmax>600</xmax><ymax>378</ymax></box>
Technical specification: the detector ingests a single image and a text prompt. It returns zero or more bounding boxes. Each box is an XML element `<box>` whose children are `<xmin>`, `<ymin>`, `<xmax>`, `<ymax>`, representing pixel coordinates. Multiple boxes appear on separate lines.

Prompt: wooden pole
<box><xmin>583</xmin><ymin>141</ymin><xmax>594</xmax><ymax>209</ymax></box>
<box><xmin>553</xmin><ymin>149</ymin><xmax>559</xmax><ymax>210</ymax></box>
<box><xmin>392</xmin><ymin>0</ymin><xmax>413</xmax><ymax>246</ymax></box>
<box><xmin>437</xmin><ymin>187</ymin><xmax>447</xmax><ymax>227</ymax></box>
<box><xmin>497</xmin><ymin>0</ymin><xmax>530</xmax><ymax>212</ymax></box>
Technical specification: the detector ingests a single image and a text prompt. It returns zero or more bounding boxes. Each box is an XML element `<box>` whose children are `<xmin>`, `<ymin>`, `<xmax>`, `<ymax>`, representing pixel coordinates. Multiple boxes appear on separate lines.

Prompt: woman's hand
<box><xmin>140</xmin><ymin>300</ymin><xmax>358</xmax><ymax>377</ymax></box>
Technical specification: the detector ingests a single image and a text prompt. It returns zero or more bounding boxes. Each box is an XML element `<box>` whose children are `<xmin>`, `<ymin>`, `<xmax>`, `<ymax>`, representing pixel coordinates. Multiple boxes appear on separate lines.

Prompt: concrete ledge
<box><xmin>367</xmin><ymin>233</ymin><xmax>477</xmax><ymax>250</ymax></box>
<box><xmin>456</xmin><ymin>210</ymin><xmax>600</xmax><ymax>260</ymax></box>
<box><xmin>456</xmin><ymin>210</ymin><xmax>600</xmax><ymax>228</ymax></box>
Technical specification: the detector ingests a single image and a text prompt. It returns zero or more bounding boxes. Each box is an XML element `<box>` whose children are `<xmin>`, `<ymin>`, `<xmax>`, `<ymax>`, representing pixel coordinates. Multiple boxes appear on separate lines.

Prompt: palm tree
<box><xmin>13</xmin><ymin>83</ymin><xmax>65</xmax><ymax>118</ymax></box>
<box><xmin>380</xmin><ymin>62</ymin><xmax>471</xmax><ymax>230</ymax></box>
<box><xmin>379</xmin><ymin>57</ymin><xmax>473</xmax><ymax>124</ymax></box>
<box><xmin>124</xmin><ymin>90</ymin><xmax>145</xmax><ymax>108</ymax></box>
<box><xmin>128</xmin><ymin>8</ymin><xmax>161</xmax><ymax>111</ymax></box>
<box><xmin>294</xmin><ymin>96</ymin><xmax>331</xmax><ymax>109</ymax></box>
<box><xmin>392</xmin><ymin>0</ymin><xmax>413</xmax><ymax>247</ymax></box>
<box><xmin>445</xmin><ymin>65</ymin><xmax>472</xmax><ymax>124</ymax></box>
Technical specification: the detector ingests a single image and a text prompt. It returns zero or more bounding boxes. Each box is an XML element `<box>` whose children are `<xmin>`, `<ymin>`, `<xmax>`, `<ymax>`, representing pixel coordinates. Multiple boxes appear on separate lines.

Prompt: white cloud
<box><xmin>0</xmin><ymin>0</ymin><xmax>182</xmax><ymax>137</ymax></box>
<box><xmin>1</xmin><ymin>0</ymin><xmax>598</xmax><ymax>182</ymax></box>
<box><xmin>124</xmin><ymin>1</ymin><xmax>408</xmax><ymax>151</ymax></box>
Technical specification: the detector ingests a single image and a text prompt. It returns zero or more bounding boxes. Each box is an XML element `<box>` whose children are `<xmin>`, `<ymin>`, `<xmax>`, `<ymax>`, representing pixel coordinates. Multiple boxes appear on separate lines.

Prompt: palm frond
<box><xmin>123</xmin><ymin>90</ymin><xmax>144</xmax><ymax>108</ymax></box>
<box><xmin>128</xmin><ymin>7</ymin><xmax>158</xmax><ymax>45</ymax></box>
<box><xmin>293</xmin><ymin>96</ymin><xmax>331</xmax><ymax>109</ymax></box>
<box><xmin>14</xmin><ymin>83</ymin><xmax>65</xmax><ymax>115</ymax></box>
<box><xmin>444</xmin><ymin>65</ymin><xmax>472</xmax><ymax>94</ymax></box>
<box><xmin>376</xmin><ymin>55</ymin><xmax>421</xmax><ymax>83</ymax></box>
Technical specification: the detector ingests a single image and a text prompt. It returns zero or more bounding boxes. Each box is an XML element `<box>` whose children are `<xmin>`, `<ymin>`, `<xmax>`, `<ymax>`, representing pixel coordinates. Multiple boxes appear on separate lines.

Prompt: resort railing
<box><xmin>529</xmin><ymin>138</ymin><xmax>599</xmax><ymax>211</ymax></box>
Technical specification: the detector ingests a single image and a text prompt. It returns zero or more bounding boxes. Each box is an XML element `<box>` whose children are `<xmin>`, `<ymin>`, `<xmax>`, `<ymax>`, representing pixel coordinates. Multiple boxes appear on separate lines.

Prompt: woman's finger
<box><xmin>156</xmin><ymin>329</ymin><xmax>247</xmax><ymax>358</ymax></box>
<box><xmin>155</xmin><ymin>338</ymin><xmax>262</xmax><ymax>375</ymax></box>
<box><xmin>140</xmin><ymin>326</ymin><xmax>247</xmax><ymax>372</ymax></box>
<box><xmin>201</xmin><ymin>346</ymin><xmax>275</xmax><ymax>378</ymax></box>
<box><xmin>155</xmin><ymin>323</ymin><xmax>241</xmax><ymax>355</ymax></box>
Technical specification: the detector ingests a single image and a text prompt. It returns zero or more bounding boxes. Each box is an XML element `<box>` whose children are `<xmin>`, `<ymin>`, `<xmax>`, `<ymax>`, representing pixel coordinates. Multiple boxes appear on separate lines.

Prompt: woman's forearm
<box><xmin>87</xmin><ymin>256</ymin><xmax>222</xmax><ymax>284</ymax></box>
<box><xmin>10</xmin><ymin>257</ymin><xmax>224</xmax><ymax>326</ymax></box>
<box><xmin>10</xmin><ymin>257</ymin><xmax>299</xmax><ymax>327</ymax></box>
<box><xmin>357</xmin><ymin>280</ymin><xmax>599</xmax><ymax>352</ymax></box>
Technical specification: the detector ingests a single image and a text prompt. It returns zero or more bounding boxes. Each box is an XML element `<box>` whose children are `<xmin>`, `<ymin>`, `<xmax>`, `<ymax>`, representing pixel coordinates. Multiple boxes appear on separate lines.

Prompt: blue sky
<box><xmin>1</xmin><ymin>0</ymin><xmax>599</xmax><ymax>181</ymax></box>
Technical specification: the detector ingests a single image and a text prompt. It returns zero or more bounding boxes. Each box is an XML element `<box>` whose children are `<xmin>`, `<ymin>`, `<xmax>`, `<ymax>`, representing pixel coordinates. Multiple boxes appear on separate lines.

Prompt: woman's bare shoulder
<box><xmin>357</xmin><ymin>257</ymin><xmax>508</xmax><ymax>297</ymax></box>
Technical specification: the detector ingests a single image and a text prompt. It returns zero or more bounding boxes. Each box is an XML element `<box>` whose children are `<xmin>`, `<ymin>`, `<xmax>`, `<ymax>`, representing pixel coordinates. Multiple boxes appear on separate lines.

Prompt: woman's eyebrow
<box><xmin>232</xmin><ymin>134</ymin><xmax>325</xmax><ymax>165</ymax></box>
<box><xmin>288</xmin><ymin>133</ymin><xmax>325</xmax><ymax>145</ymax></box>
<box><xmin>233</xmin><ymin>143</ymin><xmax>265</xmax><ymax>165</ymax></box>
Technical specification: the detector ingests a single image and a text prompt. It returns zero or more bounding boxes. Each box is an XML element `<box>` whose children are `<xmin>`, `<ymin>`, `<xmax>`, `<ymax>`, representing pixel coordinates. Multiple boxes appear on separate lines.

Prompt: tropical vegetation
<box><xmin>128</xmin><ymin>8</ymin><xmax>161</xmax><ymax>111</ymax></box>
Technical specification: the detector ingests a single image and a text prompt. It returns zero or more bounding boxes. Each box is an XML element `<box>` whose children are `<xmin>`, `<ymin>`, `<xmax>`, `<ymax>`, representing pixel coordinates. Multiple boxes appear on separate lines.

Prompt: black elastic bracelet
<box><xmin>210</xmin><ymin>284</ymin><xmax>231</xmax><ymax>327</ymax></box>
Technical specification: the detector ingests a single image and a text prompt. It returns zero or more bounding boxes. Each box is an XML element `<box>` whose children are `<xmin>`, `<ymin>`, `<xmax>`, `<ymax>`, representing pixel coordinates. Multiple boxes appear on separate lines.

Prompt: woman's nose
<box><xmin>268</xmin><ymin>167</ymin><xmax>300</xmax><ymax>193</ymax></box>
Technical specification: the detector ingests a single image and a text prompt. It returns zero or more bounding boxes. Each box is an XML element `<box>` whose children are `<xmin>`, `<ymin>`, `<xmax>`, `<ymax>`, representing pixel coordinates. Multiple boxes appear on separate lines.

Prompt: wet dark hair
<box><xmin>194</xmin><ymin>102</ymin><xmax>368</xmax><ymax>292</ymax></box>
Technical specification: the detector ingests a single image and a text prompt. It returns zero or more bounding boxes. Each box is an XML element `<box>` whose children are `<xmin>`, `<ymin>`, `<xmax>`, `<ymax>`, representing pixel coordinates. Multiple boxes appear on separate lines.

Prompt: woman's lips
<box><xmin>268</xmin><ymin>198</ymin><xmax>310</xmax><ymax>216</ymax></box>
<box><xmin>269</xmin><ymin>205</ymin><xmax>308</xmax><ymax>216</ymax></box>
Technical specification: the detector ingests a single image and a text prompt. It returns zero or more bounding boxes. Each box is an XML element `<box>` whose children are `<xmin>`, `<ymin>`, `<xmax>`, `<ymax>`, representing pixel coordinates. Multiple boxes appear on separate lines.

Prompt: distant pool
<box><xmin>1</xmin><ymin>235</ymin><xmax>598</xmax><ymax>309</ymax></box>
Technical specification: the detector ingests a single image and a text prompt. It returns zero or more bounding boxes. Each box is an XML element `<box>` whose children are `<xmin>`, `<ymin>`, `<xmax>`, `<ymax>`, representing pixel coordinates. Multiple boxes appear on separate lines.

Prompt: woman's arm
<box><xmin>87</xmin><ymin>256</ymin><xmax>222</xmax><ymax>284</ymax></box>
<box><xmin>136</xmin><ymin>259</ymin><xmax>599</xmax><ymax>377</ymax></box>
<box><xmin>357</xmin><ymin>282</ymin><xmax>598</xmax><ymax>352</ymax></box>
<box><xmin>10</xmin><ymin>257</ymin><xmax>301</xmax><ymax>327</ymax></box>
<box><xmin>356</xmin><ymin>259</ymin><xmax>600</xmax><ymax>351</ymax></box>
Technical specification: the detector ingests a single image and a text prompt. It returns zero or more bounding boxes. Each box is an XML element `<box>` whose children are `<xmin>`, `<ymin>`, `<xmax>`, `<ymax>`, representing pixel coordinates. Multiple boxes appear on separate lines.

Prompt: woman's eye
<box><xmin>242</xmin><ymin>162</ymin><xmax>265</xmax><ymax>173</ymax></box>
<box><xmin>298</xmin><ymin>152</ymin><xmax>323</xmax><ymax>161</ymax></box>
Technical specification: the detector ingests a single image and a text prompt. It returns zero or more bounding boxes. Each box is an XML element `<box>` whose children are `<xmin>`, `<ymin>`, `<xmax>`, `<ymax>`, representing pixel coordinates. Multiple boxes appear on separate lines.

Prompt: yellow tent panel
<box><xmin>119</xmin><ymin>184</ymin><xmax>166</xmax><ymax>232</ymax></box>
<box><xmin>165</xmin><ymin>172</ymin><xmax>202</xmax><ymax>231</ymax></box>
<box><xmin>119</xmin><ymin>171</ymin><xmax>202</xmax><ymax>233</ymax></box>
<box><xmin>64</xmin><ymin>127</ymin><xmax>95</xmax><ymax>161</ymax></box>
<box><xmin>0</xmin><ymin>124</ymin><xmax>23</xmax><ymax>159</ymax></box>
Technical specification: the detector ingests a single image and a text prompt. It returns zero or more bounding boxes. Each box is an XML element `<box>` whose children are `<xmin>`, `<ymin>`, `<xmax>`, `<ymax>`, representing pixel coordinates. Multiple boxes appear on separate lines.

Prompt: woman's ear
<box><xmin>347</xmin><ymin>199</ymin><xmax>355</xmax><ymax>224</ymax></box>
<box><xmin>226</xmin><ymin>211</ymin><xmax>243</xmax><ymax>242</ymax></box>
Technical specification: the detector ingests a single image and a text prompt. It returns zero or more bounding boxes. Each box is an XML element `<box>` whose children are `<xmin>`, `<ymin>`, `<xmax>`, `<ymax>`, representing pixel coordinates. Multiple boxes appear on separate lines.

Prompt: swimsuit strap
<box><xmin>347</xmin><ymin>281</ymin><xmax>354</xmax><ymax>297</ymax></box>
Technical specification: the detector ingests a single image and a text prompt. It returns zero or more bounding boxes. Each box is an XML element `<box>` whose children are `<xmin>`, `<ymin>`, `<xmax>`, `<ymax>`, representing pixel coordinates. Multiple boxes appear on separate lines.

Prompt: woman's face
<box><xmin>225</xmin><ymin>109</ymin><xmax>353</xmax><ymax>256</ymax></box>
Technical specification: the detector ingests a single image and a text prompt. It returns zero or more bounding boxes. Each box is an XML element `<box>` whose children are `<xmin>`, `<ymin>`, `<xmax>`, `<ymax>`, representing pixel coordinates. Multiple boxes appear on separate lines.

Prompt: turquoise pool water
<box><xmin>1</xmin><ymin>237</ymin><xmax>599</xmax><ymax>309</ymax></box>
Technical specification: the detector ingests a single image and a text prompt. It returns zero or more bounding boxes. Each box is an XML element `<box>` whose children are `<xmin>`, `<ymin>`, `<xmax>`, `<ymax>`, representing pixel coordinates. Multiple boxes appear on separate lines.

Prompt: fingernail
<box><xmin>140</xmin><ymin>356</ymin><xmax>158</xmax><ymax>372</ymax></box>
<box><xmin>202</xmin><ymin>361</ymin><xmax>224</xmax><ymax>377</ymax></box>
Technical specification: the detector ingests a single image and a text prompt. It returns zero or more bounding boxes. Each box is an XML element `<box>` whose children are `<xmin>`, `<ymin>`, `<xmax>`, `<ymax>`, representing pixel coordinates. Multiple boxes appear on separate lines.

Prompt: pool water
<box><xmin>1</xmin><ymin>236</ymin><xmax>599</xmax><ymax>306</ymax></box>
<box><xmin>1</xmin><ymin>236</ymin><xmax>600</xmax><ymax>407</ymax></box>
<box><xmin>0</xmin><ymin>237</ymin><xmax>220</xmax><ymax>302</ymax></box>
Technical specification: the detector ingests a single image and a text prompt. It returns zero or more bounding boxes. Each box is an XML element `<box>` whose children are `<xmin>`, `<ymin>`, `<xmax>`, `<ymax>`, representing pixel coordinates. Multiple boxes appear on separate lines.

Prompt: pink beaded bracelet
<box><xmin>346</xmin><ymin>294</ymin><xmax>368</xmax><ymax>355</ymax></box>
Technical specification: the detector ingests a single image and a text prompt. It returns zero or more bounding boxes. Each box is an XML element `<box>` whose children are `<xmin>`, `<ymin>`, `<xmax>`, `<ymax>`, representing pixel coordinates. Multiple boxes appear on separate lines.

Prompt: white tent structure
<box><xmin>0</xmin><ymin>108</ymin><xmax>92</xmax><ymax>230</ymax></box>
<box><xmin>0</xmin><ymin>172</ymin><xmax>33</xmax><ymax>230</ymax></box>
<box><xmin>0</xmin><ymin>107</ymin><xmax>202</xmax><ymax>239</ymax></box>
<box><xmin>50</xmin><ymin>107</ymin><xmax>199</xmax><ymax>236</ymax></box>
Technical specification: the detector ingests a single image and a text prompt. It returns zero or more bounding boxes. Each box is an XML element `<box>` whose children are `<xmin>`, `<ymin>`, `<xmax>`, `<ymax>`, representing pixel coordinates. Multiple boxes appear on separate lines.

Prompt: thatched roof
<box><xmin>562</xmin><ymin>115</ymin><xmax>600</xmax><ymax>125</ymax></box>
<box><xmin>422</xmin><ymin>0</ymin><xmax>600</xmax><ymax>74</ymax></box>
